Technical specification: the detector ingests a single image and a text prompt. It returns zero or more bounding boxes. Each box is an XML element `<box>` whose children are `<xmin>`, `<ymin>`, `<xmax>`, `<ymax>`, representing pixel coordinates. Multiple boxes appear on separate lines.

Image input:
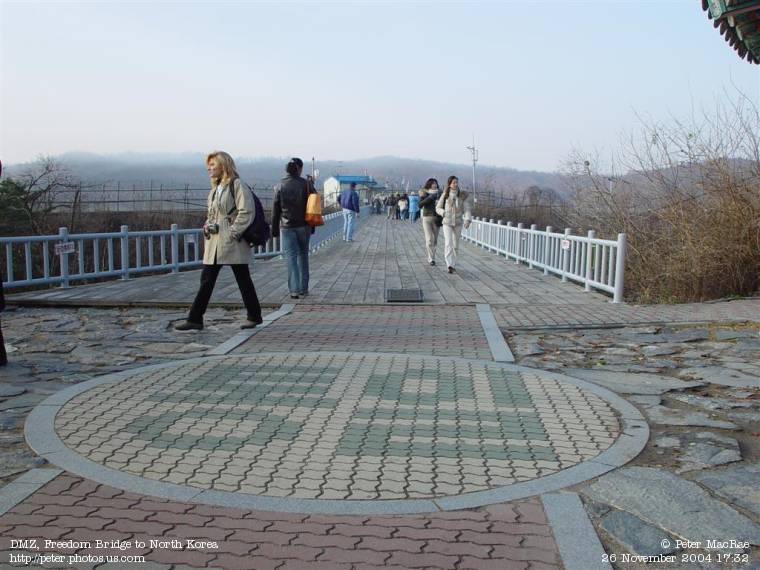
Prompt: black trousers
<box><xmin>188</xmin><ymin>264</ymin><xmax>262</xmax><ymax>324</ymax></box>
<box><xmin>0</xmin><ymin>321</ymin><xmax>6</xmax><ymax>366</ymax></box>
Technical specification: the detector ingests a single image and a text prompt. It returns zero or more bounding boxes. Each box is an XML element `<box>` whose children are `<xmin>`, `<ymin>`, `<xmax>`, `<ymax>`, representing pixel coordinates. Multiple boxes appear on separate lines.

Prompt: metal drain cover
<box><xmin>386</xmin><ymin>288</ymin><xmax>423</xmax><ymax>302</ymax></box>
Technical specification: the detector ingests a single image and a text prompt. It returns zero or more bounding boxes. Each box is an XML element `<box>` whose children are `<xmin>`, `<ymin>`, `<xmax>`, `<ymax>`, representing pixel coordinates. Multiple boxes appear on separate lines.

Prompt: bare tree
<box><xmin>9</xmin><ymin>156</ymin><xmax>82</xmax><ymax>234</ymax></box>
<box><xmin>561</xmin><ymin>90</ymin><xmax>760</xmax><ymax>303</ymax></box>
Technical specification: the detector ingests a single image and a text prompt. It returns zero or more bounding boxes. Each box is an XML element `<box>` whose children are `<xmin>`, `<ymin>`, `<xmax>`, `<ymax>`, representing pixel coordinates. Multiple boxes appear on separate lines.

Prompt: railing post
<box><xmin>120</xmin><ymin>225</ymin><xmax>130</xmax><ymax>281</ymax></box>
<box><xmin>561</xmin><ymin>227</ymin><xmax>571</xmax><ymax>282</ymax></box>
<box><xmin>613</xmin><ymin>233</ymin><xmax>626</xmax><ymax>303</ymax></box>
<box><xmin>516</xmin><ymin>223</ymin><xmax>524</xmax><ymax>264</ymax></box>
<box><xmin>488</xmin><ymin>219</ymin><xmax>495</xmax><ymax>251</ymax></box>
<box><xmin>506</xmin><ymin>222</ymin><xmax>513</xmax><ymax>260</ymax></box>
<box><xmin>529</xmin><ymin>224</ymin><xmax>536</xmax><ymax>268</ymax></box>
<box><xmin>544</xmin><ymin>225</ymin><xmax>553</xmax><ymax>275</ymax></box>
<box><xmin>58</xmin><ymin>227</ymin><xmax>70</xmax><ymax>289</ymax></box>
<box><xmin>497</xmin><ymin>220</ymin><xmax>503</xmax><ymax>255</ymax></box>
<box><xmin>171</xmin><ymin>224</ymin><xmax>180</xmax><ymax>273</ymax></box>
<box><xmin>585</xmin><ymin>230</ymin><xmax>596</xmax><ymax>291</ymax></box>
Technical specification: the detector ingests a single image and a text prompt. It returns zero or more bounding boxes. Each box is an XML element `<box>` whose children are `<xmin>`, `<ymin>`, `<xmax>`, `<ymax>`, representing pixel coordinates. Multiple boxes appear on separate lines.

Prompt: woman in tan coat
<box><xmin>175</xmin><ymin>151</ymin><xmax>262</xmax><ymax>330</ymax></box>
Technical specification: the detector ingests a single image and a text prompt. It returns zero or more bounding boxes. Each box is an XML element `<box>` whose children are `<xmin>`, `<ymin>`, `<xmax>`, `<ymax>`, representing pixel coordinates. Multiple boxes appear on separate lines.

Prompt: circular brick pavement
<box><xmin>28</xmin><ymin>352</ymin><xmax>647</xmax><ymax>514</ymax></box>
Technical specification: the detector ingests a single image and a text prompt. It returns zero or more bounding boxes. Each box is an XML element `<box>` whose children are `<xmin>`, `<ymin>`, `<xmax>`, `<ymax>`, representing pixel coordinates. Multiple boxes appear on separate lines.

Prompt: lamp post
<box><xmin>466</xmin><ymin>137</ymin><xmax>478</xmax><ymax>203</ymax></box>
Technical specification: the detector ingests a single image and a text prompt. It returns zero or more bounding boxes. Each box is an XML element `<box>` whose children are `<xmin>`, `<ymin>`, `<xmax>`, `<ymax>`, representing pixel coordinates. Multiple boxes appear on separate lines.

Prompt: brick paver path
<box><xmin>55</xmin><ymin>352</ymin><xmax>618</xmax><ymax>501</ymax></box>
<box><xmin>232</xmin><ymin>305</ymin><xmax>492</xmax><ymax>359</ymax></box>
<box><xmin>0</xmin><ymin>474</ymin><xmax>561</xmax><ymax>570</ymax></box>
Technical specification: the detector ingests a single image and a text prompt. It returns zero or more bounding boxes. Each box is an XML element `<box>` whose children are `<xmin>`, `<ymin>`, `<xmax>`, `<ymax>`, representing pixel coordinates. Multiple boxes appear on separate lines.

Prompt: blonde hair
<box><xmin>206</xmin><ymin>151</ymin><xmax>239</xmax><ymax>187</ymax></box>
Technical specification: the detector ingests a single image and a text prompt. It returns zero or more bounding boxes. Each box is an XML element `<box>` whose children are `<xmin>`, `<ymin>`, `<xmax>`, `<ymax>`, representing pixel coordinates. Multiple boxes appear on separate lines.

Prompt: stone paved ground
<box><xmin>507</xmin><ymin>323</ymin><xmax>760</xmax><ymax>569</ymax></box>
<box><xmin>0</xmin><ymin>474</ymin><xmax>561</xmax><ymax>570</ymax></box>
<box><xmin>0</xmin><ymin>307</ymin><xmax>272</xmax><ymax>487</ymax></box>
<box><xmin>2</xmin><ymin>302</ymin><xmax>760</xmax><ymax>568</ymax></box>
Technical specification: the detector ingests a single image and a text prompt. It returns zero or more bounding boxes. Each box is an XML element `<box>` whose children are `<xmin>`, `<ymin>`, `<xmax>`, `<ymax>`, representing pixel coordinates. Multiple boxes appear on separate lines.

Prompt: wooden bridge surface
<box><xmin>9</xmin><ymin>215</ymin><xmax>607</xmax><ymax>307</ymax></box>
<box><xmin>8</xmin><ymin>215</ymin><xmax>759</xmax><ymax>329</ymax></box>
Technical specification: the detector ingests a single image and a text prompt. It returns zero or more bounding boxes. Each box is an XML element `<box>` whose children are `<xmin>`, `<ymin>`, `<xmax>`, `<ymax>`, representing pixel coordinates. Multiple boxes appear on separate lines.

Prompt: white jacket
<box><xmin>435</xmin><ymin>189</ymin><xmax>472</xmax><ymax>227</ymax></box>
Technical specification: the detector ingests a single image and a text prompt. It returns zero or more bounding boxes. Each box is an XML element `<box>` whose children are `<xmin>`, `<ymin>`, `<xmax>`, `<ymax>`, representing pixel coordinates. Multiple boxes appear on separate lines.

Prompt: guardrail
<box><xmin>462</xmin><ymin>217</ymin><xmax>626</xmax><ymax>303</ymax></box>
<box><xmin>1</xmin><ymin>207</ymin><xmax>369</xmax><ymax>290</ymax></box>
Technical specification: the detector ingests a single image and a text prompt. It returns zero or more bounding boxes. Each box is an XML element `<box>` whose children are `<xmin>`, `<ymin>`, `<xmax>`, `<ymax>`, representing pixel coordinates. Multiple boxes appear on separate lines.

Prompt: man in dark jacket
<box><xmin>271</xmin><ymin>158</ymin><xmax>312</xmax><ymax>299</ymax></box>
<box><xmin>338</xmin><ymin>182</ymin><xmax>360</xmax><ymax>242</ymax></box>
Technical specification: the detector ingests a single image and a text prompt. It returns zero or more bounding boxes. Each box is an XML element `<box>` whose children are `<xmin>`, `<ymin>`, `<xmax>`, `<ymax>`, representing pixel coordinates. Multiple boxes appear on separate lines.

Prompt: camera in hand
<box><xmin>207</xmin><ymin>223</ymin><xmax>219</xmax><ymax>235</ymax></box>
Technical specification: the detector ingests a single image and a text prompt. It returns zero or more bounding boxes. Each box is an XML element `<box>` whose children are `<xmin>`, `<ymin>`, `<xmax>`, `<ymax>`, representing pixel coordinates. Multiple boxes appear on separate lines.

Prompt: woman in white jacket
<box><xmin>435</xmin><ymin>175</ymin><xmax>472</xmax><ymax>274</ymax></box>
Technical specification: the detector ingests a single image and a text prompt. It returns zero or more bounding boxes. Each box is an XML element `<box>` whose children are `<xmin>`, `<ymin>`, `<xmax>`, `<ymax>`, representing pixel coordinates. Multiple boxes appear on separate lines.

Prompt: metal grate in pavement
<box><xmin>385</xmin><ymin>288</ymin><xmax>423</xmax><ymax>302</ymax></box>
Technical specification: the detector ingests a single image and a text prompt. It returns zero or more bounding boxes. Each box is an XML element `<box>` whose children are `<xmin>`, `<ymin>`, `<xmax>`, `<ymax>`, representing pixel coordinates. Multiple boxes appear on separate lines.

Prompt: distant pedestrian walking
<box><xmin>272</xmin><ymin>158</ymin><xmax>312</xmax><ymax>299</ymax></box>
<box><xmin>398</xmin><ymin>194</ymin><xmax>408</xmax><ymax>220</ymax></box>
<box><xmin>408</xmin><ymin>192</ymin><xmax>420</xmax><ymax>222</ymax></box>
<box><xmin>436</xmin><ymin>175</ymin><xmax>472</xmax><ymax>274</ymax></box>
<box><xmin>0</xmin><ymin>272</ymin><xmax>7</xmax><ymax>366</ymax></box>
<box><xmin>419</xmin><ymin>178</ymin><xmax>442</xmax><ymax>266</ymax></box>
<box><xmin>338</xmin><ymin>182</ymin><xmax>361</xmax><ymax>242</ymax></box>
<box><xmin>386</xmin><ymin>194</ymin><xmax>398</xmax><ymax>220</ymax></box>
<box><xmin>175</xmin><ymin>151</ymin><xmax>263</xmax><ymax>331</ymax></box>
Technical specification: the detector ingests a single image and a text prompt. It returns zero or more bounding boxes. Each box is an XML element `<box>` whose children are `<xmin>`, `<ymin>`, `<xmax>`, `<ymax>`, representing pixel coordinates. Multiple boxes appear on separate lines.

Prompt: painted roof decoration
<box><xmin>702</xmin><ymin>0</ymin><xmax>760</xmax><ymax>64</ymax></box>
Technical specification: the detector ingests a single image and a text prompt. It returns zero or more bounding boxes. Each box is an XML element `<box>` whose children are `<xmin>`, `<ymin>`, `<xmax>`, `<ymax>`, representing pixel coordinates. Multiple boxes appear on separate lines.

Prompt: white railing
<box><xmin>462</xmin><ymin>218</ymin><xmax>627</xmax><ymax>303</ymax></box>
<box><xmin>1</xmin><ymin>207</ymin><xmax>367</xmax><ymax>290</ymax></box>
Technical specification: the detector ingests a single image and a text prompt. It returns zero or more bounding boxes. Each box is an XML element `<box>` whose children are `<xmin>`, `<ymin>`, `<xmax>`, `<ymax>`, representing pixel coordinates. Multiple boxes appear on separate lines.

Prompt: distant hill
<box><xmin>4</xmin><ymin>153</ymin><xmax>567</xmax><ymax>199</ymax></box>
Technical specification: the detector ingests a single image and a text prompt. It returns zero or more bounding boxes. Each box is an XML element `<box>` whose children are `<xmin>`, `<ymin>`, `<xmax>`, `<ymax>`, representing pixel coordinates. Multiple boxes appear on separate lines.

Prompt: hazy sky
<box><xmin>2</xmin><ymin>1</ymin><xmax>759</xmax><ymax>171</ymax></box>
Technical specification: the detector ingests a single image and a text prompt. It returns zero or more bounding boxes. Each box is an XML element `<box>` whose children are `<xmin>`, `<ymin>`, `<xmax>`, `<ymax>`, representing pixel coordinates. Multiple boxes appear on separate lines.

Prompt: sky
<box><xmin>1</xmin><ymin>0</ymin><xmax>759</xmax><ymax>172</ymax></box>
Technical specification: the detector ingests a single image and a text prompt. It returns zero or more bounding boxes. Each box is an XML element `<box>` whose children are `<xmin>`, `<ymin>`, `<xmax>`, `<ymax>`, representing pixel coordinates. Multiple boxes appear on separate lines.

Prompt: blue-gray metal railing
<box><xmin>462</xmin><ymin>217</ymin><xmax>626</xmax><ymax>303</ymax></box>
<box><xmin>1</xmin><ymin>206</ymin><xmax>370</xmax><ymax>290</ymax></box>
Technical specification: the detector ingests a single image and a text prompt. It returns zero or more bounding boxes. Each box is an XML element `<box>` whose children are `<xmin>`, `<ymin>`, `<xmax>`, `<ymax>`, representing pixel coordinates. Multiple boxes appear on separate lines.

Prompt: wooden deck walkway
<box><xmin>8</xmin><ymin>214</ymin><xmax>609</xmax><ymax>308</ymax></box>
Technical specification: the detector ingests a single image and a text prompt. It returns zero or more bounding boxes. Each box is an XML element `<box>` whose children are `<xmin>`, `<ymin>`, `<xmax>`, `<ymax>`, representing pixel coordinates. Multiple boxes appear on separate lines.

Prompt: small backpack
<box><xmin>228</xmin><ymin>179</ymin><xmax>271</xmax><ymax>247</ymax></box>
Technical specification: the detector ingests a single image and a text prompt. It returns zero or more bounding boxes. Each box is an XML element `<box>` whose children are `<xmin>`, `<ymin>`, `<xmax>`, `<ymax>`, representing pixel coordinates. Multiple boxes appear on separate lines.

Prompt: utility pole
<box><xmin>466</xmin><ymin>136</ymin><xmax>478</xmax><ymax>203</ymax></box>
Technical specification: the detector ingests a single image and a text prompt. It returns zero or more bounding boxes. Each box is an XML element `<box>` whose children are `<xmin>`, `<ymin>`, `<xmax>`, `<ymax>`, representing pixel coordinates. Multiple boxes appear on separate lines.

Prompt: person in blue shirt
<box><xmin>408</xmin><ymin>192</ymin><xmax>420</xmax><ymax>222</ymax></box>
<box><xmin>338</xmin><ymin>182</ymin><xmax>361</xmax><ymax>242</ymax></box>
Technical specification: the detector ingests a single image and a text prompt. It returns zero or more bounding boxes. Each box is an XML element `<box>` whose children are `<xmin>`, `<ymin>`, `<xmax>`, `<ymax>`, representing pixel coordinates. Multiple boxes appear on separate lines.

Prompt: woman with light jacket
<box><xmin>435</xmin><ymin>175</ymin><xmax>472</xmax><ymax>274</ymax></box>
<box><xmin>418</xmin><ymin>178</ymin><xmax>442</xmax><ymax>266</ymax></box>
<box><xmin>175</xmin><ymin>151</ymin><xmax>263</xmax><ymax>330</ymax></box>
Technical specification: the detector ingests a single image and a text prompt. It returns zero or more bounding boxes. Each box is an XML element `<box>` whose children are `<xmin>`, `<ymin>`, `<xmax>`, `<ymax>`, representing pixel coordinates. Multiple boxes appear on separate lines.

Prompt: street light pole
<box><xmin>466</xmin><ymin>136</ymin><xmax>478</xmax><ymax>203</ymax></box>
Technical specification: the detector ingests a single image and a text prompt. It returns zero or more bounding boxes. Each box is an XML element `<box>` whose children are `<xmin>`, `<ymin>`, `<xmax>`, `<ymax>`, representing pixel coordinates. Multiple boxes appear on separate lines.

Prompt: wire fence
<box><xmin>50</xmin><ymin>183</ymin><xmax>277</xmax><ymax>213</ymax></box>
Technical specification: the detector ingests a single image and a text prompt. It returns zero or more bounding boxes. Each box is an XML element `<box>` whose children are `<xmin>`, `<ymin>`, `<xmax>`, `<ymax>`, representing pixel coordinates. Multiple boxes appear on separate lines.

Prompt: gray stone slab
<box><xmin>599</xmin><ymin>509</ymin><xmax>679</xmax><ymax>557</ymax></box>
<box><xmin>678</xmin><ymin>366</ymin><xmax>760</xmax><ymax>388</ymax></box>
<box><xmin>0</xmin><ymin>468</ymin><xmax>62</xmax><ymax>515</ymax></box>
<box><xmin>476</xmin><ymin>303</ymin><xmax>515</xmax><ymax>362</ymax></box>
<box><xmin>581</xmin><ymin>466</ymin><xmax>760</xmax><ymax>545</ymax></box>
<box><xmin>657</xmin><ymin>431</ymin><xmax>742</xmax><ymax>473</ymax></box>
<box><xmin>542</xmin><ymin>492</ymin><xmax>611</xmax><ymax>570</ymax></box>
<box><xmin>692</xmin><ymin>463</ymin><xmax>760</xmax><ymax>518</ymax></box>
<box><xmin>644</xmin><ymin>405</ymin><xmax>739</xmax><ymax>430</ymax></box>
<box><xmin>0</xmin><ymin>386</ymin><xmax>27</xmax><ymax>399</ymax></box>
<box><xmin>194</xmin><ymin>489</ymin><xmax>440</xmax><ymax>515</ymax></box>
<box><xmin>629</xmin><ymin>395</ymin><xmax>662</xmax><ymax>407</ymax></box>
<box><xmin>670</xmin><ymin>393</ymin><xmax>755</xmax><ymax>412</ymax></box>
<box><xmin>563</xmin><ymin>369</ymin><xmax>704</xmax><ymax>395</ymax></box>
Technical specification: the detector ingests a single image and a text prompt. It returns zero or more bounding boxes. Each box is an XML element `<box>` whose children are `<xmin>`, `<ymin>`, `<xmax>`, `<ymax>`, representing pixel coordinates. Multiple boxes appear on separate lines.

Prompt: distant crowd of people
<box><xmin>372</xmin><ymin>177</ymin><xmax>472</xmax><ymax>273</ymax></box>
<box><xmin>173</xmin><ymin>152</ymin><xmax>472</xmax><ymax>331</ymax></box>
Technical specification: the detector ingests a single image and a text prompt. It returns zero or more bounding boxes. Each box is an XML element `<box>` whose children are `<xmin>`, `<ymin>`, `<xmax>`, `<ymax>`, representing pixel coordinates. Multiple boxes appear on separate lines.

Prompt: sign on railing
<box><xmin>1</xmin><ymin>207</ymin><xmax>369</xmax><ymax>290</ymax></box>
<box><xmin>462</xmin><ymin>218</ymin><xmax>627</xmax><ymax>303</ymax></box>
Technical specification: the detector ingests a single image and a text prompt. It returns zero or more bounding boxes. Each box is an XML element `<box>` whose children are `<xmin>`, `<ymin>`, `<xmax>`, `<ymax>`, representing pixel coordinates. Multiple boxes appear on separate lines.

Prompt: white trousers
<box><xmin>421</xmin><ymin>216</ymin><xmax>440</xmax><ymax>262</ymax></box>
<box><xmin>442</xmin><ymin>224</ymin><xmax>461</xmax><ymax>268</ymax></box>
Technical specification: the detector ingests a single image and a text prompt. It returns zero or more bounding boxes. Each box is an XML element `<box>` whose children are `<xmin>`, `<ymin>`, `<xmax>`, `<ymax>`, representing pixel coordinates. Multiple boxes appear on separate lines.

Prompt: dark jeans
<box><xmin>188</xmin><ymin>264</ymin><xmax>262</xmax><ymax>324</ymax></box>
<box><xmin>0</xmin><ymin>321</ymin><xmax>6</xmax><ymax>365</ymax></box>
<box><xmin>281</xmin><ymin>226</ymin><xmax>311</xmax><ymax>295</ymax></box>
